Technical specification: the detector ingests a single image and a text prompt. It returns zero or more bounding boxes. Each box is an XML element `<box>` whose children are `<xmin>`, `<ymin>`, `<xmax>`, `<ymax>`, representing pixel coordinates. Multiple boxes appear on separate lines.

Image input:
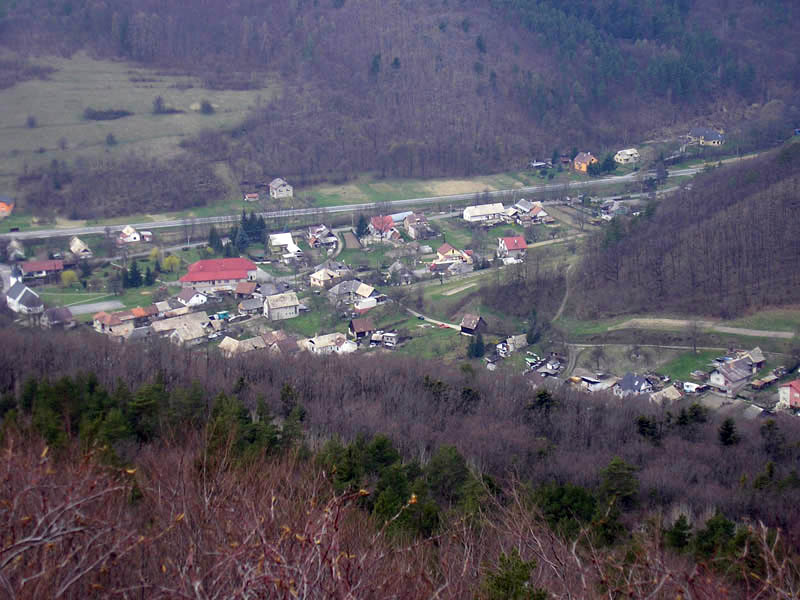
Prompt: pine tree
<box><xmin>665</xmin><ymin>515</ymin><xmax>692</xmax><ymax>551</ymax></box>
<box><xmin>208</xmin><ymin>225</ymin><xmax>221</xmax><ymax>253</ymax></box>
<box><xmin>144</xmin><ymin>266</ymin><xmax>155</xmax><ymax>286</ymax></box>
<box><xmin>235</xmin><ymin>227</ymin><xmax>250</xmax><ymax>253</ymax></box>
<box><xmin>474</xmin><ymin>332</ymin><xmax>485</xmax><ymax>358</ymax></box>
<box><xmin>356</xmin><ymin>214</ymin><xmax>369</xmax><ymax>238</ymax></box>
<box><xmin>127</xmin><ymin>260</ymin><xmax>142</xmax><ymax>288</ymax></box>
<box><xmin>718</xmin><ymin>418</ymin><xmax>740</xmax><ymax>446</ymax></box>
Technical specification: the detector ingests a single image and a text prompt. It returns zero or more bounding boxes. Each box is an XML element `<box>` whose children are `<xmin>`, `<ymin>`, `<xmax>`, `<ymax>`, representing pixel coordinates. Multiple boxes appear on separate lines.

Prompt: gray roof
<box><xmin>689</xmin><ymin>127</ymin><xmax>724</xmax><ymax>141</ymax></box>
<box><xmin>619</xmin><ymin>372</ymin><xmax>650</xmax><ymax>393</ymax></box>
<box><xmin>514</xmin><ymin>199</ymin><xmax>534</xmax><ymax>212</ymax></box>
<box><xmin>7</xmin><ymin>282</ymin><xmax>43</xmax><ymax>309</ymax></box>
<box><xmin>717</xmin><ymin>358</ymin><xmax>752</xmax><ymax>382</ymax></box>
<box><xmin>460</xmin><ymin>313</ymin><xmax>483</xmax><ymax>330</ymax></box>
<box><xmin>44</xmin><ymin>306</ymin><xmax>73</xmax><ymax>323</ymax></box>
<box><xmin>329</xmin><ymin>279</ymin><xmax>362</xmax><ymax>295</ymax></box>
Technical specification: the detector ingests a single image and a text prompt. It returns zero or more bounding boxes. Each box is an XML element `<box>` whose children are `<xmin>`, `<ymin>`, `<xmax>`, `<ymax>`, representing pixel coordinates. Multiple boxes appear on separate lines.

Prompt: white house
<box><xmin>269</xmin><ymin>178</ymin><xmax>293</xmax><ymax>199</ymax></box>
<box><xmin>463</xmin><ymin>203</ymin><xmax>505</xmax><ymax>223</ymax></box>
<box><xmin>69</xmin><ymin>236</ymin><xmax>92</xmax><ymax>259</ymax></box>
<box><xmin>118</xmin><ymin>225</ymin><xmax>141</xmax><ymax>244</ymax></box>
<box><xmin>264</xmin><ymin>292</ymin><xmax>300</xmax><ymax>321</ymax></box>
<box><xmin>497</xmin><ymin>236</ymin><xmax>527</xmax><ymax>258</ymax></box>
<box><xmin>176</xmin><ymin>287</ymin><xmax>208</xmax><ymax>308</ymax></box>
<box><xmin>5</xmin><ymin>282</ymin><xmax>44</xmax><ymax>315</ymax></box>
<box><xmin>269</xmin><ymin>232</ymin><xmax>302</xmax><ymax>259</ymax></box>
<box><xmin>614</xmin><ymin>148</ymin><xmax>640</xmax><ymax>164</ymax></box>
<box><xmin>302</xmin><ymin>332</ymin><xmax>357</xmax><ymax>355</ymax></box>
<box><xmin>613</xmin><ymin>373</ymin><xmax>653</xmax><ymax>398</ymax></box>
<box><xmin>709</xmin><ymin>358</ymin><xmax>752</xmax><ymax>396</ymax></box>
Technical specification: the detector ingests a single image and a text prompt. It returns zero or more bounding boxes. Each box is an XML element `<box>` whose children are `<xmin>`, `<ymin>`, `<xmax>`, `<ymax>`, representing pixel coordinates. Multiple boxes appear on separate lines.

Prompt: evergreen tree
<box><xmin>473</xmin><ymin>332</ymin><xmax>485</xmax><ymax>358</ymax></box>
<box><xmin>356</xmin><ymin>214</ymin><xmax>369</xmax><ymax>238</ymax></box>
<box><xmin>144</xmin><ymin>266</ymin><xmax>155</xmax><ymax>286</ymax></box>
<box><xmin>665</xmin><ymin>515</ymin><xmax>692</xmax><ymax>551</ymax></box>
<box><xmin>235</xmin><ymin>227</ymin><xmax>250</xmax><ymax>253</ymax></box>
<box><xmin>128</xmin><ymin>260</ymin><xmax>142</xmax><ymax>288</ymax></box>
<box><xmin>718</xmin><ymin>418</ymin><xmax>740</xmax><ymax>446</ymax></box>
<box><xmin>208</xmin><ymin>225</ymin><xmax>221</xmax><ymax>253</ymax></box>
<box><xmin>526</xmin><ymin>309</ymin><xmax>542</xmax><ymax>344</ymax></box>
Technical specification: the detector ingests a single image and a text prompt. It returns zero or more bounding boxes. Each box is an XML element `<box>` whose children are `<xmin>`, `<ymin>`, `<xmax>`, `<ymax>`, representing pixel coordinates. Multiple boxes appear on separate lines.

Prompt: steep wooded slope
<box><xmin>571</xmin><ymin>142</ymin><xmax>800</xmax><ymax>319</ymax></box>
<box><xmin>1</xmin><ymin>0</ymin><xmax>799</xmax><ymax>183</ymax></box>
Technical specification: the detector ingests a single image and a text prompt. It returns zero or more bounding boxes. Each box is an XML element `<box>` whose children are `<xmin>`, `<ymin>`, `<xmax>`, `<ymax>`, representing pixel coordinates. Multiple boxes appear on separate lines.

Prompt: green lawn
<box><xmin>657</xmin><ymin>350</ymin><xmax>719</xmax><ymax>381</ymax></box>
<box><xmin>38</xmin><ymin>289</ymin><xmax>111</xmax><ymax>307</ymax></box>
<box><xmin>280</xmin><ymin>309</ymin><xmax>349</xmax><ymax>338</ymax></box>
<box><xmin>725</xmin><ymin>309</ymin><xmax>800</xmax><ymax>333</ymax></box>
<box><xmin>395</xmin><ymin>323</ymin><xmax>467</xmax><ymax>360</ymax></box>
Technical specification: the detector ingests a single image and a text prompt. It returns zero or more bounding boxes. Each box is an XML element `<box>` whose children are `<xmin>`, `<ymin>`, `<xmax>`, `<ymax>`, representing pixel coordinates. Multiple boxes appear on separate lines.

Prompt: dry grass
<box><xmin>0</xmin><ymin>51</ymin><xmax>279</xmax><ymax>196</ymax></box>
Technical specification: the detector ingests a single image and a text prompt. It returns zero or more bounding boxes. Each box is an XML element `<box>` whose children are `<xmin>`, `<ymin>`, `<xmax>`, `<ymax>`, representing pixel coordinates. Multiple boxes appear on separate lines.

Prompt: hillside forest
<box><xmin>2</xmin><ymin>0</ymin><xmax>800</xmax><ymax>196</ymax></box>
<box><xmin>2</xmin><ymin>325</ymin><xmax>800</xmax><ymax>597</ymax></box>
<box><xmin>572</xmin><ymin>142</ymin><xmax>800</xmax><ymax>318</ymax></box>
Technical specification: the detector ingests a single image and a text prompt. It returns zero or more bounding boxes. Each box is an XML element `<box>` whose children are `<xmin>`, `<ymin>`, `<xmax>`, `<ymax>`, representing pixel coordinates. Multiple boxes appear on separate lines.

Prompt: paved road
<box><xmin>68</xmin><ymin>300</ymin><xmax>125</xmax><ymax>315</ymax></box>
<box><xmin>0</xmin><ymin>167</ymin><xmax>701</xmax><ymax>243</ymax></box>
<box><xmin>405</xmin><ymin>308</ymin><xmax>460</xmax><ymax>330</ymax></box>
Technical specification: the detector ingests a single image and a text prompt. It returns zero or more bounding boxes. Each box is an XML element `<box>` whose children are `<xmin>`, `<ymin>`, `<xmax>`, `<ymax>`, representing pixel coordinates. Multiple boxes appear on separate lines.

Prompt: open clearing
<box><xmin>441</xmin><ymin>282</ymin><xmax>476</xmax><ymax>296</ymax></box>
<box><xmin>0</xmin><ymin>51</ymin><xmax>279</xmax><ymax>195</ymax></box>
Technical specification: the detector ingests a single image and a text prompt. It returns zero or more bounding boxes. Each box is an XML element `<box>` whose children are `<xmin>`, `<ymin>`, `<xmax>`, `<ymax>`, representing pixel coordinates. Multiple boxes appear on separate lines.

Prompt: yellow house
<box><xmin>436</xmin><ymin>243</ymin><xmax>473</xmax><ymax>264</ymax></box>
<box><xmin>573</xmin><ymin>152</ymin><xmax>598</xmax><ymax>173</ymax></box>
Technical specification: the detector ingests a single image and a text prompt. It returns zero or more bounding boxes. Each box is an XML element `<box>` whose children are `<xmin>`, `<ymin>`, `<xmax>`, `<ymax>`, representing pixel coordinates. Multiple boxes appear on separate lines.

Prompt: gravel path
<box><xmin>610</xmin><ymin>318</ymin><xmax>794</xmax><ymax>339</ymax></box>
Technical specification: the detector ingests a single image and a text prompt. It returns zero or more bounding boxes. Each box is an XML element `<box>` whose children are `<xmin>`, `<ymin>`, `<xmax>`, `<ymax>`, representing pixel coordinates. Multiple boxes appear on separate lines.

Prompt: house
<box><xmin>41</xmin><ymin>306</ymin><xmax>74</xmax><ymax>329</ymax></box>
<box><xmin>349</xmin><ymin>317</ymin><xmax>376</xmax><ymax>341</ymax></box>
<box><xmin>497</xmin><ymin>236</ymin><xmax>527</xmax><ymax>258</ymax></box>
<box><xmin>743</xmin><ymin>347</ymin><xmax>766</xmax><ymax>371</ymax></box>
<box><xmin>310</xmin><ymin>260</ymin><xmax>351</xmax><ymax>289</ymax></box>
<box><xmin>650</xmin><ymin>385</ymin><xmax>682</xmax><ymax>404</ymax></box>
<box><xmin>709</xmin><ymin>357</ymin><xmax>752</xmax><ymax>396</ymax></box>
<box><xmin>302</xmin><ymin>332</ymin><xmax>357</xmax><ymax>355</ymax></box>
<box><xmin>269</xmin><ymin>178</ymin><xmax>293</xmax><ymax>199</ymax></box>
<box><xmin>688</xmin><ymin>127</ymin><xmax>725</xmax><ymax>146</ymax></box>
<box><xmin>573</xmin><ymin>152</ymin><xmax>598</xmax><ymax>173</ymax></box>
<box><xmin>367</xmin><ymin>215</ymin><xmax>400</xmax><ymax>242</ymax></box>
<box><xmin>530</xmin><ymin>203</ymin><xmax>553</xmax><ymax>224</ymax></box>
<box><xmin>179</xmin><ymin>258</ymin><xmax>258</xmax><ymax>292</ymax></box>
<box><xmin>0</xmin><ymin>196</ymin><xmax>15</xmax><ymax>218</ymax></box>
<box><xmin>436</xmin><ymin>243</ymin><xmax>473</xmax><ymax>264</ymax></box>
<box><xmin>328</xmin><ymin>280</ymin><xmax>376</xmax><ymax>305</ymax></box>
<box><xmin>777</xmin><ymin>380</ymin><xmax>800</xmax><ymax>410</ymax></box>
<box><xmin>244</xmin><ymin>192</ymin><xmax>260</xmax><ymax>202</ymax></box>
<box><xmin>219</xmin><ymin>335</ymin><xmax>268</xmax><ymax>358</ymax></box>
<box><xmin>268</xmin><ymin>232</ymin><xmax>302</xmax><ymax>260</ymax></box>
<box><xmin>21</xmin><ymin>259</ymin><xmax>64</xmax><ymax>283</ymax></box>
<box><xmin>7</xmin><ymin>239</ymin><xmax>25</xmax><ymax>261</ymax></box>
<box><xmin>307</xmin><ymin>225</ymin><xmax>338</xmax><ymax>249</ymax></box>
<box><xmin>264</xmin><ymin>291</ymin><xmax>300</xmax><ymax>320</ymax></box>
<box><xmin>176</xmin><ymin>288</ymin><xmax>208</xmax><ymax>308</ymax></box>
<box><xmin>170</xmin><ymin>320</ymin><xmax>209</xmax><ymax>347</ymax></box>
<box><xmin>234</xmin><ymin>281</ymin><xmax>259</xmax><ymax>298</ymax></box>
<box><xmin>569</xmin><ymin>368</ymin><xmax>618</xmax><ymax>393</ymax></box>
<box><xmin>238</xmin><ymin>298</ymin><xmax>264</xmax><ymax>315</ymax></box>
<box><xmin>613</xmin><ymin>373</ymin><xmax>653</xmax><ymax>397</ymax></box>
<box><xmin>69</xmin><ymin>236</ymin><xmax>92</xmax><ymax>259</ymax></box>
<box><xmin>117</xmin><ymin>225</ymin><xmax>141</xmax><ymax>244</ymax></box>
<box><xmin>5</xmin><ymin>282</ymin><xmax>43</xmax><ymax>315</ymax></box>
<box><xmin>387</xmin><ymin>261</ymin><xmax>414</xmax><ymax>285</ymax></box>
<box><xmin>150</xmin><ymin>311</ymin><xmax>210</xmax><ymax>337</ymax></box>
<box><xmin>389</xmin><ymin>211</ymin><xmax>414</xmax><ymax>225</ymax></box>
<box><xmin>460</xmin><ymin>313</ymin><xmax>486</xmax><ymax>336</ymax></box>
<box><xmin>404</xmin><ymin>213</ymin><xmax>434</xmax><ymax>240</ymax></box>
<box><xmin>614</xmin><ymin>149</ymin><xmax>640</xmax><ymax>164</ymax></box>
<box><xmin>463</xmin><ymin>203</ymin><xmax>505</xmax><ymax>223</ymax></box>
<box><xmin>93</xmin><ymin>311</ymin><xmax>135</xmax><ymax>338</ymax></box>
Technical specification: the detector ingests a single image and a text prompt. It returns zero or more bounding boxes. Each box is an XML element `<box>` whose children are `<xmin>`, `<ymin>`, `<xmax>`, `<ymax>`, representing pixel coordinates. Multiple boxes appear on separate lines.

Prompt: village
<box><xmin>3</xmin><ymin>140</ymin><xmax>799</xmax><ymax>419</ymax></box>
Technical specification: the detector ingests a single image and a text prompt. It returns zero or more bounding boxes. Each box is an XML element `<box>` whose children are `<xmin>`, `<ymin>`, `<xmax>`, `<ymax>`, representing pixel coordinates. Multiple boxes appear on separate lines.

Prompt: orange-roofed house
<box><xmin>0</xmin><ymin>197</ymin><xmax>14</xmax><ymax>219</ymax></box>
<box><xmin>179</xmin><ymin>258</ymin><xmax>259</xmax><ymax>293</ymax></box>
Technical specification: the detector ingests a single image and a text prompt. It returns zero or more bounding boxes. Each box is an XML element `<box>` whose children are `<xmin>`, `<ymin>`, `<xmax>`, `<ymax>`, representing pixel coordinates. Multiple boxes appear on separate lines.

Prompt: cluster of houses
<box><xmin>462</xmin><ymin>198</ymin><xmax>552</xmax><ymax>227</ymax></box>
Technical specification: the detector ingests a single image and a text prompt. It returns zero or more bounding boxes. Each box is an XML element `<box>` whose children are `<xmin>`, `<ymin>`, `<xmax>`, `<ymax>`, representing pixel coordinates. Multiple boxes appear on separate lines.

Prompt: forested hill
<box><xmin>2</xmin><ymin>0</ymin><xmax>799</xmax><ymax>181</ymax></box>
<box><xmin>571</xmin><ymin>142</ymin><xmax>800</xmax><ymax>319</ymax></box>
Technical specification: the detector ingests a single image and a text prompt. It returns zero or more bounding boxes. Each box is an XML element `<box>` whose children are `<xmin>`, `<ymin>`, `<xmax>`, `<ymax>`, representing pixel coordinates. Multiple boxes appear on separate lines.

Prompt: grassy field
<box><xmin>0</xmin><ymin>51</ymin><xmax>278</xmax><ymax>198</ymax></box>
<box><xmin>726</xmin><ymin>308</ymin><xmax>800</xmax><ymax>333</ymax></box>
<box><xmin>658</xmin><ymin>350</ymin><xmax>720</xmax><ymax>381</ymax></box>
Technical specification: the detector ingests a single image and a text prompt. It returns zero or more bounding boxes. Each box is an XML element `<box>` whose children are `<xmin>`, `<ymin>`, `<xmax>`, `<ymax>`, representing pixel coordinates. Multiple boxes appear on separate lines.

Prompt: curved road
<box><xmin>0</xmin><ymin>167</ymin><xmax>702</xmax><ymax>242</ymax></box>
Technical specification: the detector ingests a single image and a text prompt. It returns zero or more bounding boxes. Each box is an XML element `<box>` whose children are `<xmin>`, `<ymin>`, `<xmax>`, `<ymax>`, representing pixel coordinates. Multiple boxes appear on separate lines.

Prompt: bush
<box><xmin>105</xmin><ymin>133</ymin><xmax>117</xmax><ymax>146</ymax></box>
<box><xmin>26</xmin><ymin>115</ymin><xmax>37</xmax><ymax>128</ymax></box>
<box><xmin>83</xmin><ymin>108</ymin><xmax>133</xmax><ymax>121</ymax></box>
<box><xmin>200</xmin><ymin>100</ymin><xmax>215</xmax><ymax>114</ymax></box>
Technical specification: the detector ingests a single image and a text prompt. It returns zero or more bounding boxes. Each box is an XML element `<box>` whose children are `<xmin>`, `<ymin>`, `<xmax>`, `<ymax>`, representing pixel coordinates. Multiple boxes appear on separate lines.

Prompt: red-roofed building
<box><xmin>21</xmin><ymin>259</ymin><xmax>64</xmax><ymax>283</ymax></box>
<box><xmin>436</xmin><ymin>243</ymin><xmax>472</xmax><ymax>265</ymax></box>
<box><xmin>179</xmin><ymin>258</ymin><xmax>258</xmax><ymax>292</ymax></box>
<box><xmin>367</xmin><ymin>215</ymin><xmax>400</xmax><ymax>241</ymax></box>
<box><xmin>497</xmin><ymin>236</ymin><xmax>527</xmax><ymax>258</ymax></box>
<box><xmin>778</xmin><ymin>380</ymin><xmax>800</xmax><ymax>410</ymax></box>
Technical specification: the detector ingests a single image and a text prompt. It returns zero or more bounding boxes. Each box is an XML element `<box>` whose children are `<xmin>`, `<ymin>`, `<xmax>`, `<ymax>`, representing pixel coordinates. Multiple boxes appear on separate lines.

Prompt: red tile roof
<box><xmin>349</xmin><ymin>317</ymin><xmax>376</xmax><ymax>334</ymax></box>
<box><xmin>93</xmin><ymin>311</ymin><xmax>122</xmax><ymax>326</ymax></box>
<box><xmin>235</xmin><ymin>281</ymin><xmax>258</xmax><ymax>295</ymax></box>
<box><xmin>22</xmin><ymin>259</ymin><xmax>64</xmax><ymax>273</ymax></box>
<box><xmin>370</xmin><ymin>215</ymin><xmax>394</xmax><ymax>233</ymax></box>
<box><xmin>501</xmin><ymin>236</ymin><xmax>527</xmax><ymax>251</ymax></box>
<box><xmin>438</xmin><ymin>243</ymin><xmax>455</xmax><ymax>255</ymax></box>
<box><xmin>781</xmin><ymin>380</ymin><xmax>800</xmax><ymax>394</ymax></box>
<box><xmin>179</xmin><ymin>258</ymin><xmax>256</xmax><ymax>283</ymax></box>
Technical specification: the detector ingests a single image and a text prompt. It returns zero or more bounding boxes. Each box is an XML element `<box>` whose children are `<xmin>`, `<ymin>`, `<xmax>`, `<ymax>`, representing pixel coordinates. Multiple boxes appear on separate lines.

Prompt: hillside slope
<box><xmin>571</xmin><ymin>142</ymin><xmax>800</xmax><ymax>319</ymax></box>
<box><xmin>1</xmin><ymin>0</ymin><xmax>799</xmax><ymax>184</ymax></box>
